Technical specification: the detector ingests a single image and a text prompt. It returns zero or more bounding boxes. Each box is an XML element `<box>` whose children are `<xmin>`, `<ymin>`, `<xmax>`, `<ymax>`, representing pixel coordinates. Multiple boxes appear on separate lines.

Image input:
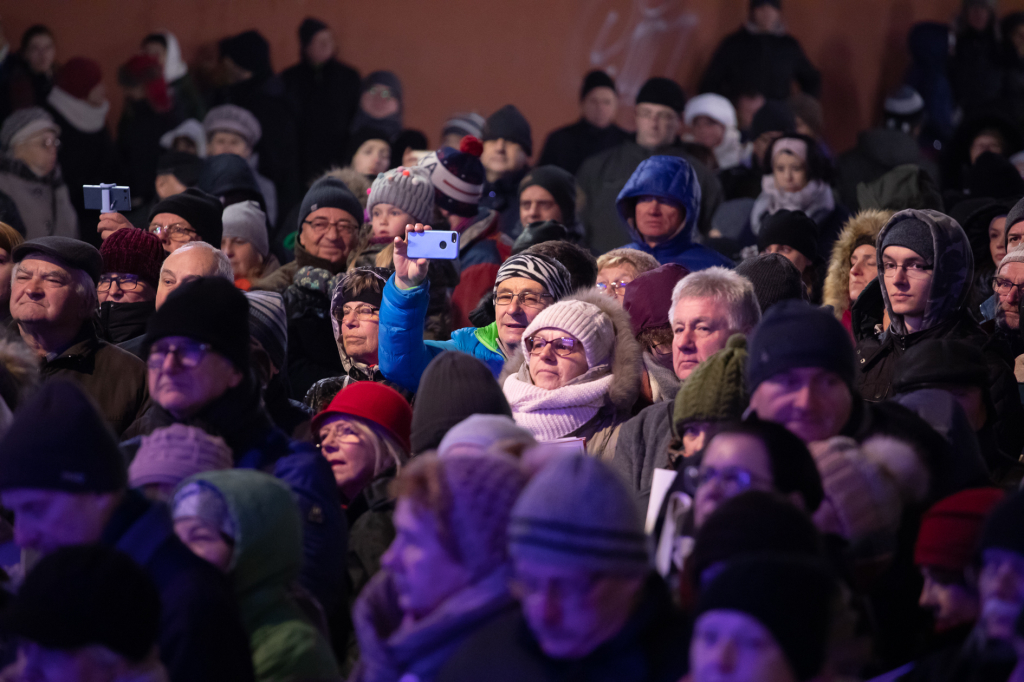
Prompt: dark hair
<box><xmin>141</xmin><ymin>33</ymin><xmax>168</xmax><ymax>49</ymax></box>
<box><xmin>19</xmin><ymin>25</ymin><xmax>53</xmax><ymax>54</ymax></box>
<box><xmin>763</xmin><ymin>133</ymin><xmax>833</xmax><ymax>183</ymax></box>
<box><xmin>523</xmin><ymin>241</ymin><xmax>597</xmax><ymax>290</ymax></box>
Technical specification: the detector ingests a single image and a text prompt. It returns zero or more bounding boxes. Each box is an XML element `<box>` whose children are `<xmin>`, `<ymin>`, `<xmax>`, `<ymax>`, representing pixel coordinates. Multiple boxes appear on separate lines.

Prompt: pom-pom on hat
<box><xmin>421</xmin><ymin>136</ymin><xmax>486</xmax><ymax>217</ymax></box>
<box><xmin>366</xmin><ymin>165</ymin><xmax>435</xmax><ymax>225</ymax></box>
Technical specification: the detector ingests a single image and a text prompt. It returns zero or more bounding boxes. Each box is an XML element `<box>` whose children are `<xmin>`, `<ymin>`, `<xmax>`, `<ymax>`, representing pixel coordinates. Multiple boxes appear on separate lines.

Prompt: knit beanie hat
<box><xmin>411</xmin><ymin>352</ymin><xmax>512</xmax><ymax>454</ymax></box>
<box><xmin>494</xmin><ymin>252</ymin><xmax>573</xmax><ymax>301</ymax></box>
<box><xmin>442</xmin><ymin>112</ymin><xmax>486</xmax><ymax>141</ymax></box>
<box><xmin>580</xmin><ymin>70</ymin><xmax>616</xmax><ymax>100</ymax></box>
<box><xmin>55</xmin><ymin>57</ymin><xmax>103</xmax><ymax>100</ymax></box>
<box><xmin>149</xmin><ymin>188</ymin><xmax>224</xmax><ymax>246</ymax></box>
<box><xmin>915</xmin><ymin>487</ymin><xmax>1005</xmax><ymax>571</ymax></box>
<box><xmin>510</xmin><ymin>454</ymin><xmax>648</xmax><ymax>574</ymax></box>
<box><xmin>171</xmin><ymin>479</ymin><xmax>236</xmax><ymax>541</ymax></box>
<box><xmin>244</xmin><ymin>291</ymin><xmax>287</xmax><ymax>372</ymax></box>
<box><xmin>1006</xmin><ymin>195</ymin><xmax>1024</xmax><ymax>233</ymax></box>
<box><xmin>128</xmin><ymin>424</ymin><xmax>233</xmax><ymax>488</ymax></box>
<box><xmin>312</xmin><ymin>381</ymin><xmax>412</xmax><ymax>453</ymax></box>
<box><xmin>157</xmin><ymin>151</ymin><xmax>204</xmax><ymax>186</ymax></box>
<box><xmin>747</xmin><ymin>299</ymin><xmax>855</xmax><ymax>392</ymax></box>
<box><xmin>3</xmin><ymin>545</ymin><xmax>160</xmax><ymax>663</ymax></box>
<box><xmin>144</xmin><ymin>277</ymin><xmax>251</xmax><ymax>372</ymax></box>
<box><xmin>118</xmin><ymin>54</ymin><xmax>170</xmax><ymax>113</ymax></box>
<box><xmin>523</xmin><ymin>299</ymin><xmax>615</xmax><ymax>368</ymax></box>
<box><xmin>636</xmin><ymin>77</ymin><xmax>686</xmax><ymax>114</ymax></box>
<box><xmin>757</xmin><ymin>210</ymin><xmax>819</xmax><ymax>262</ymax></box>
<box><xmin>673</xmin><ymin>334</ymin><xmax>749</xmax><ymax>435</ymax></box>
<box><xmin>298</xmin><ymin>176</ymin><xmax>363</xmax><ymax>230</ymax></box>
<box><xmin>367</xmin><ymin>166</ymin><xmax>435</xmax><ymax>225</ymax></box>
<box><xmin>735</xmin><ymin>252</ymin><xmax>806</xmax><ymax>314</ymax></box>
<box><xmin>979</xmin><ymin>488</ymin><xmax>1024</xmax><ymax>557</ymax></box>
<box><xmin>884</xmin><ymin>85</ymin><xmax>925</xmax><ymax>121</ymax></box>
<box><xmin>437</xmin><ymin>414</ymin><xmax>537</xmax><ymax>457</ymax></box>
<box><xmin>0</xmin><ymin>106</ymin><xmax>59</xmax><ymax>150</ymax></box>
<box><xmin>696</xmin><ymin>555</ymin><xmax>838</xmax><ymax>682</ymax></box>
<box><xmin>298</xmin><ymin>17</ymin><xmax>329</xmax><ymax>49</ymax></box>
<box><xmin>750</xmin><ymin>101</ymin><xmax>796</xmax><ymax>139</ymax></box>
<box><xmin>422</xmin><ymin>136</ymin><xmax>486</xmax><ymax>217</ymax></box>
<box><xmin>0</xmin><ymin>381</ymin><xmax>126</xmax><ymax>493</ymax></box>
<box><xmin>1000</xmin><ymin>245</ymin><xmax>1024</xmax><ymax>271</ymax></box>
<box><xmin>483</xmin><ymin>105</ymin><xmax>533</xmax><ymax>156</ymax></box>
<box><xmin>684</xmin><ymin>93</ymin><xmax>737</xmax><ymax>129</ymax></box>
<box><xmin>623</xmin><ymin>263</ymin><xmax>690</xmax><ymax>335</ymax></box>
<box><xmin>880</xmin><ymin>216</ymin><xmax>934</xmax><ymax>264</ymax></box>
<box><xmin>99</xmin><ymin>227</ymin><xmax>164</xmax><ymax>288</ymax></box>
<box><xmin>204</xmin><ymin>104</ymin><xmax>262</xmax><ymax>149</ymax></box>
<box><xmin>218</xmin><ymin>30</ymin><xmax>271</xmax><ymax>77</ymax></box>
<box><xmin>222</xmin><ymin>200</ymin><xmax>269</xmax><ymax>258</ymax></box>
<box><xmin>690</xmin><ymin>490</ymin><xmax>822</xmax><ymax>586</ymax></box>
<box><xmin>518</xmin><ymin>166</ymin><xmax>577</xmax><ymax>227</ymax></box>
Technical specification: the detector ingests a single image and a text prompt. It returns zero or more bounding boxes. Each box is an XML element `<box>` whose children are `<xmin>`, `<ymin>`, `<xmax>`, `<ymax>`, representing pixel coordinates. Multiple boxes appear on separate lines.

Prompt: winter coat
<box><xmin>117</xmin><ymin>99</ymin><xmax>181</xmax><ymax>206</ymax></box>
<box><xmin>835</xmin><ymin>129</ymin><xmax>941</xmax><ymax>212</ymax></box>
<box><xmin>499</xmin><ymin>288</ymin><xmax>642</xmax><ymax>460</ymax></box>
<box><xmin>0</xmin><ymin>155</ymin><xmax>77</xmax><ymax>240</ymax></box>
<box><xmin>96</xmin><ymin>300</ymin><xmax>155</xmax><ymax>346</ymax></box>
<box><xmin>822</xmin><ymin>209</ymin><xmax>892</xmax><ymax>321</ymax></box>
<box><xmin>378</xmin><ymin>273</ymin><xmax>505</xmax><ymax>393</ymax></box>
<box><xmin>186</xmin><ymin>470</ymin><xmax>341</xmax><ymax>682</ymax></box>
<box><xmin>699</xmin><ymin>25</ymin><xmax>821</xmax><ymax>101</ymax></box>
<box><xmin>351</xmin><ymin>568</ymin><xmax>517</xmax><ymax>682</ymax></box>
<box><xmin>282</xmin><ymin>57</ymin><xmax>362</xmax><ymax>183</ymax></box>
<box><xmin>437</xmin><ymin>573</ymin><xmax>689</xmax><ymax>682</ymax></box>
<box><xmin>612</xmin><ymin>154</ymin><xmax>733</xmax><ymax>270</ymax></box>
<box><xmin>538</xmin><ymin>119</ymin><xmax>631</xmax><ymax>175</ymax></box>
<box><xmin>749</xmin><ymin>177</ymin><xmax>851</xmax><ymax>261</ymax></box>
<box><xmin>100</xmin><ymin>489</ymin><xmax>256</xmax><ymax>682</ymax></box>
<box><xmin>481</xmin><ymin>166</ymin><xmax>530</xmax><ymax>239</ymax></box>
<box><xmin>450</xmin><ymin>208</ymin><xmax>510</xmax><ymax>330</ymax></box>
<box><xmin>0</xmin><ymin>188</ymin><xmax>26</xmax><ymax>236</ymax></box>
<box><xmin>611</xmin><ymin>400</ymin><xmax>676</xmax><ymax>513</ymax></box>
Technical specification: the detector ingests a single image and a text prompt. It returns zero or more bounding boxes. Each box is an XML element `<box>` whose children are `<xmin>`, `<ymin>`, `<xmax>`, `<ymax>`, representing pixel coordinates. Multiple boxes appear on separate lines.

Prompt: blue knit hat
<box><xmin>421</xmin><ymin>136</ymin><xmax>486</xmax><ymax>217</ymax></box>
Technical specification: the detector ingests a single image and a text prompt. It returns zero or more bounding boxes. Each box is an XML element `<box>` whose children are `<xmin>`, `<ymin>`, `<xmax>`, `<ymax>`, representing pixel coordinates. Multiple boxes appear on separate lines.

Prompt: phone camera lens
<box><xmin>451</xmin><ymin>234</ymin><xmax>457</xmax><ymax>243</ymax></box>
<box><xmin>439</xmin><ymin>241</ymin><xmax>447</xmax><ymax>250</ymax></box>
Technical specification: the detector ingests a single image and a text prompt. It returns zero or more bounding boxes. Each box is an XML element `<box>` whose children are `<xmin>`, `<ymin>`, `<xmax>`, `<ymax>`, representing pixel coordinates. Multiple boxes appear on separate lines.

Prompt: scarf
<box><xmin>47</xmin><ymin>86</ymin><xmax>110</xmax><ymax>133</ymax></box>
<box><xmin>750</xmin><ymin>176</ymin><xmax>835</xmax><ymax>234</ymax></box>
<box><xmin>503</xmin><ymin>363</ymin><xmax>614</xmax><ymax>442</ymax></box>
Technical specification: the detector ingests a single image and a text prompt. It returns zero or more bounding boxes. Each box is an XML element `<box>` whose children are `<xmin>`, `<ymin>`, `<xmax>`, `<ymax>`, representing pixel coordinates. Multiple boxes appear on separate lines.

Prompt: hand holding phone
<box><xmin>393</xmin><ymin>223</ymin><xmax>432</xmax><ymax>290</ymax></box>
<box><xmin>84</xmin><ymin>184</ymin><xmax>131</xmax><ymax>212</ymax></box>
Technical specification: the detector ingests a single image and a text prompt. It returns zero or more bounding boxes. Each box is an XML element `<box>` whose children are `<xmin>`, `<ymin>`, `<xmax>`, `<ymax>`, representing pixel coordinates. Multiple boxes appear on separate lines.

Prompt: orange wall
<box><xmin>6</xmin><ymin>0</ymin><xmax>1024</xmax><ymax>156</ymax></box>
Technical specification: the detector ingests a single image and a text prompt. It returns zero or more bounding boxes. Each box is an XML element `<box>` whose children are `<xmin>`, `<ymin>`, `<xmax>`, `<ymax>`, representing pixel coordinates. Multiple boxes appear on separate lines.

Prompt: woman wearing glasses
<box><xmin>500</xmin><ymin>288</ymin><xmax>642</xmax><ymax>460</ymax></box>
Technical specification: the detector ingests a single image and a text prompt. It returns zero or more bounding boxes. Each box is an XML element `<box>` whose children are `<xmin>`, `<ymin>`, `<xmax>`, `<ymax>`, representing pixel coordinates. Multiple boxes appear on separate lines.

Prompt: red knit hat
<box><xmin>914</xmin><ymin>487</ymin><xmax>1006</xmax><ymax>571</ymax></box>
<box><xmin>99</xmin><ymin>227</ymin><xmax>165</xmax><ymax>288</ymax></box>
<box><xmin>311</xmin><ymin>382</ymin><xmax>412</xmax><ymax>453</ymax></box>
<box><xmin>118</xmin><ymin>54</ymin><xmax>171</xmax><ymax>113</ymax></box>
<box><xmin>56</xmin><ymin>57</ymin><xmax>103</xmax><ymax>100</ymax></box>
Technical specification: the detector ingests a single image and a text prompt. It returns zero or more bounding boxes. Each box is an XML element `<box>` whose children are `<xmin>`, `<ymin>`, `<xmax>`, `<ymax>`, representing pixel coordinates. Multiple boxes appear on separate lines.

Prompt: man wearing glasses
<box><xmin>146</xmin><ymin>187</ymin><xmax>223</xmax><ymax>253</ymax></box>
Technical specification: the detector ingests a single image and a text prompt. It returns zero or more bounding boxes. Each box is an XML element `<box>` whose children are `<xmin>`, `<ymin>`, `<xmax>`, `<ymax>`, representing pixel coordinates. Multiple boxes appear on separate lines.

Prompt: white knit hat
<box><xmin>367</xmin><ymin>166</ymin><xmax>435</xmax><ymax>225</ymax></box>
<box><xmin>999</xmin><ymin>244</ymin><xmax>1024</xmax><ymax>272</ymax></box>
<box><xmin>523</xmin><ymin>299</ymin><xmax>614</xmax><ymax>368</ymax></box>
<box><xmin>437</xmin><ymin>414</ymin><xmax>537</xmax><ymax>457</ymax></box>
<box><xmin>222</xmin><ymin>200</ymin><xmax>269</xmax><ymax>257</ymax></box>
<box><xmin>683</xmin><ymin>93</ymin><xmax>737</xmax><ymax>129</ymax></box>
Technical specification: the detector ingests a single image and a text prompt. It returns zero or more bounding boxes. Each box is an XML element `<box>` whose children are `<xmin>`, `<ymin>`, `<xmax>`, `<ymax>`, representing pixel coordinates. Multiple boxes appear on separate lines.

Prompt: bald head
<box><xmin>154</xmin><ymin>242</ymin><xmax>233</xmax><ymax>309</ymax></box>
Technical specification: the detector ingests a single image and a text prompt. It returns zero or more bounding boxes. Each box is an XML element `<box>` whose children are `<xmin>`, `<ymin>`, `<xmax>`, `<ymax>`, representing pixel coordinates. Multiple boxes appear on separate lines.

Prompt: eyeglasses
<box><xmin>339</xmin><ymin>304</ymin><xmax>379</xmax><ymax>321</ymax></box>
<box><xmin>651</xmin><ymin>342</ymin><xmax>673</xmax><ymax>358</ymax></box>
<box><xmin>303</xmin><ymin>219</ymin><xmax>360</xmax><ymax>236</ymax></box>
<box><xmin>685</xmin><ymin>465</ymin><xmax>768</xmax><ymax>495</ymax></box>
<box><xmin>318</xmin><ymin>421</ymin><xmax>362</xmax><ymax>447</ymax></box>
<box><xmin>992</xmin><ymin>276</ymin><xmax>1024</xmax><ymax>296</ymax></box>
<box><xmin>98</xmin><ymin>274</ymin><xmax>142</xmax><ymax>291</ymax></box>
<box><xmin>147</xmin><ymin>340</ymin><xmax>211</xmax><ymax>369</ymax></box>
<box><xmin>596</xmin><ymin>280</ymin><xmax>631</xmax><ymax>295</ymax></box>
<box><xmin>524</xmin><ymin>336</ymin><xmax>579</xmax><ymax>357</ymax></box>
<box><xmin>28</xmin><ymin>136</ymin><xmax>60</xmax><ymax>149</ymax></box>
<box><xmin>493</xmin><ymin>291</ymin><xmax>553</xmax><ymax>309</ymax></box>
<box><xmin>509</xmin><ymin>572</ymin><xmax>598</xmax><ymax>604</ymax></box>
<box><xmin>882</xmin><ymin>261</ymin><xmax>932</xmax><ymax>280</ymax></box>
<box><xmin>367</xmin><ymin>85</ymin><xmax>394</xmax><ymax>99</ymax></box>
<box><xmin>149</xmin><ymin>222</ymin><xmax>197</xmax><ymax>243</ymax></box>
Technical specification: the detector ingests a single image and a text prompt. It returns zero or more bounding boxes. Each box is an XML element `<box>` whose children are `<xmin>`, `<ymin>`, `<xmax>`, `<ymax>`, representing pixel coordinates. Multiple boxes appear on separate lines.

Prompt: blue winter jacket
<box><xmin>616</xmin><ymin>155</ymin><xmax>734</xmax><ymax>271</ymax></box>
<box><xmin>379</xmin><ymin>274</ymin><xmax>505</xmax><ymax>393</ymax></box>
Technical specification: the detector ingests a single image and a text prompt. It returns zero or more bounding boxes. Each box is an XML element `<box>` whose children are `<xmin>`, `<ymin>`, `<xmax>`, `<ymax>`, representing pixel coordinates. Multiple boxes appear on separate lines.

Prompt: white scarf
<box><xmin>503</xmin><ymin>364</ymin><xmax>613</xmax><ymax>442</ymax></box>
<box><xmin>750</xmin><ymin>176</ymin><xmax>835</xmax><ymax>234</ymax></box>
<box><xmin>46</xmin><ymin>86</ymin><xmax>110</xmax><ymax>134</ymax></box>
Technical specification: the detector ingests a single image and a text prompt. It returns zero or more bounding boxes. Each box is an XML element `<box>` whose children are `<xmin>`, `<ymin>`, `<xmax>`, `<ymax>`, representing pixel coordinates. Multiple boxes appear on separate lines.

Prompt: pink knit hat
<box><xmin>128</xmin><ymin>425</ymin><xmax>233</xmax><ymax>488</ymax></box>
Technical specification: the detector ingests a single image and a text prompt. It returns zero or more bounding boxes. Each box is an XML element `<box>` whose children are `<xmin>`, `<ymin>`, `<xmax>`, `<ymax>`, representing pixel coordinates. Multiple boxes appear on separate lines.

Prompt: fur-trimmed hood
<box><xmin>499</xmin><ymin>287</ymin><xmax>643</xmax><ymax>412</ymax></box>
<box><xmin>822</xmin><ymin>209</ymin><xmax>893</xmax><ymax>318</ymax></box>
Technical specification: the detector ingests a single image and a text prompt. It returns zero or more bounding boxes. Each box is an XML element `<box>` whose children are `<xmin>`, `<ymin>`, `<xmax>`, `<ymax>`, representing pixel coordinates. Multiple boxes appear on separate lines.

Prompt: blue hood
<box><xmin>616</xmin><ymin>155</ymin><xmax>702</xmax><ymax>247</ymax></box>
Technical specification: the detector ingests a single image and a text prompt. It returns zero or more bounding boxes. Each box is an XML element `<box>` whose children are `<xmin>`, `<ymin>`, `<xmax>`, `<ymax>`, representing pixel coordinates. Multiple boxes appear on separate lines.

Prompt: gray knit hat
<box><xmin>1000</xmin><ymin>245</ymin><xmax>1024</xmax><ymax>272</ymax></box>
<box><xmin>203</xmin><ymin>104</ymin><xmax>262</xmax><ymax>149</ymax></box>
<box><xmin>509</xmin><ymin>455</ymin><xmax>649</xmax><ymax>574</ymax></box>
<box><xmin>880</xmin><ymin>216</ymin><xmax>934</xmax><ymax>264</ymax></box>
<box><xmin>366</xmin><ymin>166</ymin><xmax>435</xmax><ymax>225</ymax></box>
<box><xmin>222</xmin><ymin>200</ymin><xmax>269</xmax><ymax>258</ymax></box>
<box><xmin>0</xmin><ymin>107</ymin><xmax>60</xmax><ymax>150</ymax></box>
<box><xmin>245</xmin><ymin>291</ymin><xmax>287</xmax><ymax>371</ymax></box>
<box><xmin>1007</xmin><ymin>196</ymin><xmax>1024</xmax><ymax>235</ymax></box>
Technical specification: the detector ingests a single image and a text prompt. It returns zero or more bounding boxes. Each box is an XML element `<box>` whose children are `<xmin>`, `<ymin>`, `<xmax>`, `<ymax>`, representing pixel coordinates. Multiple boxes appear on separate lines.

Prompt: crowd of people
<box><xmin>5</xmin><ymin>0</ymin><xmax>1024</xmax><ymax>680</ymax></box>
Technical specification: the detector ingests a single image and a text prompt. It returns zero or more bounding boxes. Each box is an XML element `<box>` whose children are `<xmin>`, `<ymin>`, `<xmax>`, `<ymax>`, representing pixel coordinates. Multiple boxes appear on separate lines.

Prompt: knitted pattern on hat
<box><xmin>100</xmin><ymin>227</ymin><xmax>164</xmax><ymax>288</ymax></box>
<box><xmin>244</xmin><ymin>291</ymin><xmax>287</xmax><ymax>372</ymax></box>
<box><xmin>128</xmin><ymin>424</ymin><xmax>233</xmax><ymax>488</ymax></box>
<box><xmin>0</xmin><ymin>107</ymin><xmax>59</xmax><ymax>150</ymax></box>
<box><xmin>1000</xmin><ymin>244</ymin><xmax>1024</xmax><ymax>271</ymax></box>
<box><xmin>494</xmin><ymin>253</ymin><xmax>572</xmax><ymax>301</ymax></box>
<box><xmin>523</xmin><ymin>299</ymin><xmax>614</xmax><ymax>368</ymax></box>
<box><xmin>673</xmin><ymin>334</ymin><xmax>749</xmax><ymax>436</ymax></box>
<box><xmin>366</xmin><ymin>166</ymin><xmax>435</xmax><ymax>225</ymax></box>
<box><xmin>421</xmin><ymin>136</ymin><xmax>486</xmax><ymax>217</ymax></box>
<box><xmin>735</xmin><ymin>252</ymin><xmax>806</xmax><ymax>314</ymax></box>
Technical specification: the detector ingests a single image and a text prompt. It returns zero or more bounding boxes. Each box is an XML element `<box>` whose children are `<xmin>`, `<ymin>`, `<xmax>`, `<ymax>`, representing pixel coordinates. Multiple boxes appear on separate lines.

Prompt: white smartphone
<box><xmin>407</xmin><ymin>230</ymin><xmax>460</xmax><ymax>259</ymax></box>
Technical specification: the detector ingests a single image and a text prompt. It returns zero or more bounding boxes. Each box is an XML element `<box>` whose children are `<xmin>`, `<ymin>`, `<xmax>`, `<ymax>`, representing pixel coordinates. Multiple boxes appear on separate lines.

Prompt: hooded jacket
<box><xmin>822</xmin><ymin>209</ymin><xmax>891</xmax><ymax>323</ymax></box>
<box><xmin>183</xmin><ymin>470</ymin><xmax>340</xmax><ymax>682</ymax></box>
<box><xmin>835</xmin><ymin>129</ymin><xmax>941</xmax><ymax>212</ymax></box>
<box><xmin>498</xmin><ymin>288</ymin><xmax>643</xmax><ymax>460</ymax></box>
<box><xmin>614</xmin><ymin>155</ymin><xmax>733</xmax><ymax>272</ymax></box>
<box><xmin>450</xmin><ymin>208</ymin><xmax>510</xmax><ymax>330</ymax></box>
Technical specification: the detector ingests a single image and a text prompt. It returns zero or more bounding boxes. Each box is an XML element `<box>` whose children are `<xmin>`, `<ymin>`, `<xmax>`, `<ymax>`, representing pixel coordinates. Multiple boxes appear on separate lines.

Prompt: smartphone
<box><xmin>407</xmin><ymin>230</ymin><xmax>460</xmax><ymax>259</ymax></box>
<box><xmin>83</xmin><ymin>184</ymin><xmax>131</xmax><ymax>212</ymax></box>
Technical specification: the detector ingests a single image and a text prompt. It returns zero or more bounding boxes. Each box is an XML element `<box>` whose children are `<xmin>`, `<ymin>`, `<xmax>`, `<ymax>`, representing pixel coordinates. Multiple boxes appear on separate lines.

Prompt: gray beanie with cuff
<box><xmin>366</xmin><ymin>166</ymin><xmax>435</xmax><ymax>225</ymax></box>
<box><xmin>222</xmin><ymin>200</ymin><xmax>269</xmax><ymax>257</ymax></box>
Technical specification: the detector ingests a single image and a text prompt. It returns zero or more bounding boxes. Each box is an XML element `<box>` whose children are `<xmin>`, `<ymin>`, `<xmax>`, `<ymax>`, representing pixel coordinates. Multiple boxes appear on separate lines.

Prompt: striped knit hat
<box><xmin>244</xmin><ymin>291</ymin><xmax>287</xmax><ymax>371</ymax></box>
<box><xmin>509</xmin><ymin>455</ymin><xmax>649</xmax><ymax>574</ymax></box>
<box><xmin>366</xmin><ymin>166</ymin><xmax>435</xmax><ymax>225</ymax></box>
<box><xmin>494</xmin><ymin>252</ymin><xmax>573</xmax><ymax>301</ymax></box>
<box><xmin>420</xmin><ymin>136</ymin><xmax>486</xmax><ymax>217</ymax></box>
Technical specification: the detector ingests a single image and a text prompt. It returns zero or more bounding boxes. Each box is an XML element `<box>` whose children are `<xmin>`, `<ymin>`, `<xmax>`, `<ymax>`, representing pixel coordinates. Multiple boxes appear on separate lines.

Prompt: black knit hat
<box><xmin>735</xmin><ymin>252</ymin><xmax>806</xmax><ymax>314</ymax></box>
<box><xmin>518</xmin><ymin>165</ymin><xmax>577</xmax><ymax>227</ymax></box>
<box><xmin>218</xmin><ymin>30</ymin><xmax>271</xmax><ymax>77</ymax></box>
<box><xmin>980</xmin><ymin>489</ymin><xmax>1024</xmax><ymax>556</ymax></box>
<box><xmin>965</xmin><ymin>152</ymin><xmax>1024</xmax><ymax>201</ymax></box>
<box><xmin>410</xmin><ymin>352</ymin><xmax>512</xmax><ymax>454</ymax></box>
<box><xmin>13</xmin><ymin>236</ymin><xmax>103</xmax><ymax>284</ymax></box>
<box><xmin>636</xmin><ymin>77</ymin><xmax>686</xmax><ymax>114</ymax></box>
<box><xmin>751</xmin><ymin>100</ymin><xmax>796</xmax><ymax>139</ymax></box>
<box><xmin>580</xmin><ymin>70</ymin><xmax>616</xmax><ymax>100</ymax></box>
<box><xmin>299</xmin><ymin>17</ymin><xmax>329</xmax><ymax>49</ymax></box>
<box><xmin>2</xmin><ymin>545</ymin><xmax>160</xmax><ymax>662</ymax></box>
<box><xmin>880</xmin><ymin>216</ymin><xmax>935</xmax><ymax>264</ymax></box>
<box><xmin>144</xmin><ymin>277</ymin><xmax>252</xmax><ymax>372</ymax></box>
<box><xmin>696</xmin><ymin>555</ymin><xmax>839</xmax><ymax>682</ymax></box>
<box><xmin>149</xmin><ymin>188</ymin><xmax>224</xmax><ymax>246</ymax></box>
<box><xmin>483</xmin><ymin>105</ymin><xmax>533</xmax><ymax>156</ymax></box>
<box><xmin>747</xmin><ymin>299</ymin><xmax>855</xmax><ymax>392</ymax></box>
<box><xmin>757</xmin><ymin>210</ymin><xmax>819</xmax><ymax>262</ymax></box>
<box><xmin>0</xmin><ymin>381</ymin><xmax>126</xmax><ymax>493</ymax></box>
<box><xmin>157</xmin><ymin>151</ymin><xmax>203</xmax><ymax>188</ymax></box>
<box><xmin>298</xmin><ymin>176</ymin><xmax>363</xmax><ymax>231</ymax></box>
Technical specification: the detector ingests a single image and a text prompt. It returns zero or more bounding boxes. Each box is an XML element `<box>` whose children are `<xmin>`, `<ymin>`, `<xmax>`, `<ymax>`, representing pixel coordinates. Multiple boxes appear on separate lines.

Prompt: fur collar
<box><xmin>821</xmin><ymin>210</ymin><xmax>892</xmax><ymax>318</ymax></box>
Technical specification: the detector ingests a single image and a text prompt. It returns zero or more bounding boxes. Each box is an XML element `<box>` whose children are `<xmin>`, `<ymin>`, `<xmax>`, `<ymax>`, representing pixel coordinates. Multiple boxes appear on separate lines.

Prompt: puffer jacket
<box><xmin>0</xmin><ymin>155</ymin><xmax>77</xmax><ymax>239</ymax></box>
<box><xmin>183</xmin><ymin>470</ymin><xmax>340</xmax><ymax>682</ymax></box>
<box><xmin>822</xmin><ymin>209</ymin><xmax>892</xmax><ymax>324</ymax></box>
<box><xmin>614</xmin><ymin>155</ymin><xmax>733</xmax><ymax>271</ymax></box>
<box><xmin>499</xmin><ymin>288</ymin><xmax>643</xmax><ymax>460</ymax></box>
